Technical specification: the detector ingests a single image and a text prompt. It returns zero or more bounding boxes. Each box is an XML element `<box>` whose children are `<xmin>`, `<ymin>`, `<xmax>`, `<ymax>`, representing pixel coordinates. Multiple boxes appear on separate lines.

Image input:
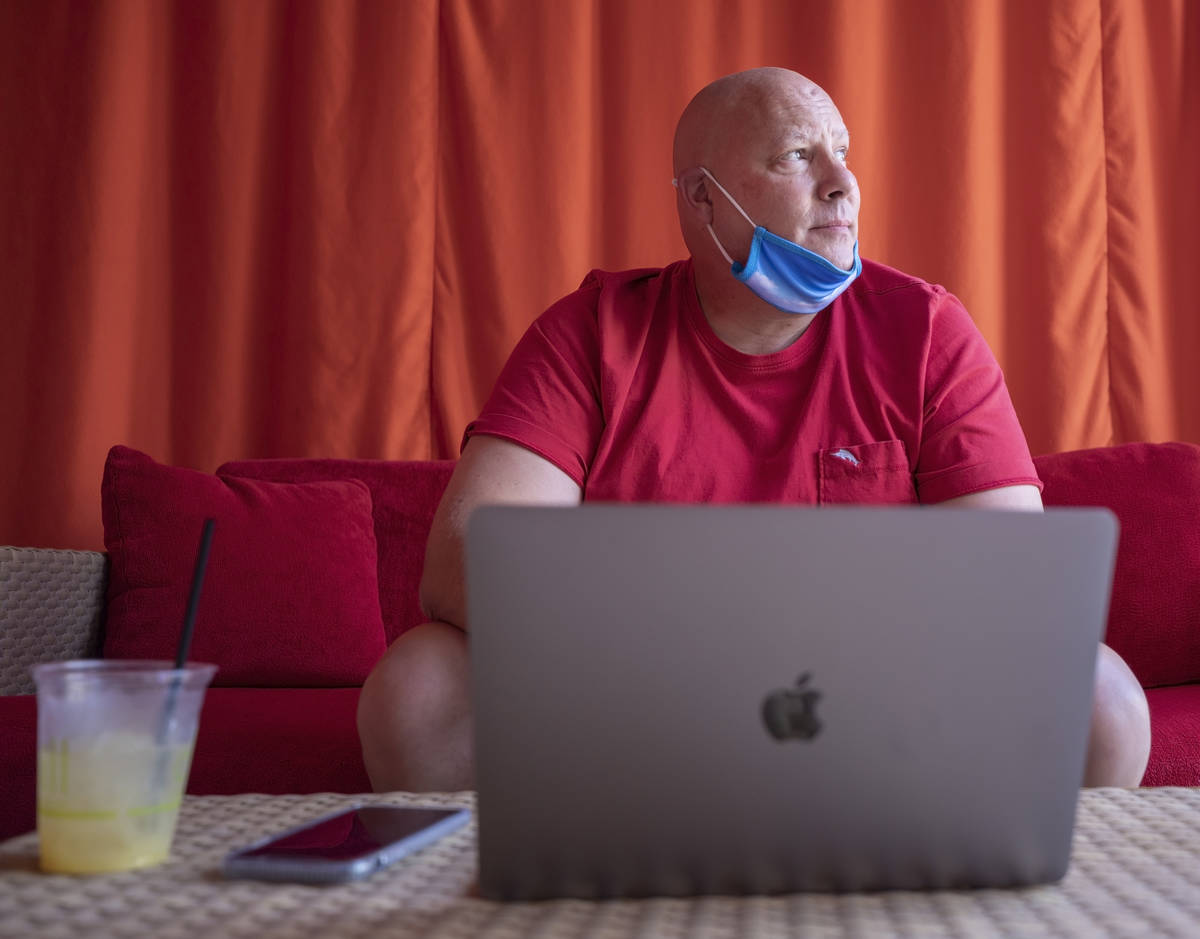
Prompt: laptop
<box><xmin>465</xmin><ymin>504</ymin><xmax>1118</xmax><ymax>899</ymax></box>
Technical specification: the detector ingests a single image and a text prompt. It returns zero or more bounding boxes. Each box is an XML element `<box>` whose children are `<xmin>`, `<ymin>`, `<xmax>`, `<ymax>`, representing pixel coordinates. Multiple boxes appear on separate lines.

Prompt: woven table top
<box><xmin>1</xmin><ymin>787</ymin><xmax>1199</xmax><ymax>938</ymax></box>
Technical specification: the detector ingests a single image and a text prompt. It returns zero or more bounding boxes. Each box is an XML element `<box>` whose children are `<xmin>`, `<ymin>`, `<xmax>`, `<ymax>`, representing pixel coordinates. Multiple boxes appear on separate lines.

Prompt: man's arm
<box><xmin>934</xmin><ymin>480</ymin><xmax>1151</xmax><ymax>783</ymax></box>
<box><xmin>934</xmin><ymin>484</ymin><xmax>1043</xmax><ymax>510</ymax></box>
<box><xmin>419</xmin><ymin>435</ymin><xmax>582</xmax><ymax>631</ymax></box>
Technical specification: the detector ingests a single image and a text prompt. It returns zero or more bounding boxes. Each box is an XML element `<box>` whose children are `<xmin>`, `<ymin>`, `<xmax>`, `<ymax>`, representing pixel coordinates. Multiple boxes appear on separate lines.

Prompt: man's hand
<box><xmin>419</xmin><ymin>435</ymin><xmax>582</xmax><ymax>631</ymax></box>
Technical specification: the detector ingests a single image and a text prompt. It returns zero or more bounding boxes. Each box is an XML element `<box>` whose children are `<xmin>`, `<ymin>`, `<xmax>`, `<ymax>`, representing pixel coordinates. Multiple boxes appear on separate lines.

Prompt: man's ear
<box><xmin>674</xmin><ymin>167</ymin><xmax>713</xmax><ymax>225</ymax></box>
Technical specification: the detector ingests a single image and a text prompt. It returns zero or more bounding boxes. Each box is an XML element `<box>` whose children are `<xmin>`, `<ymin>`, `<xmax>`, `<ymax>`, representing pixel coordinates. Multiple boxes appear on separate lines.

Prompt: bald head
<box><xmin>672</xmin><ymin>66</ymin><xmax>860</xmax><ymax>283</ymax></box>
<box><xmin>672</xmin><ymin>68</ymin><xmax>833</xmax><ymax>176</ymax></box>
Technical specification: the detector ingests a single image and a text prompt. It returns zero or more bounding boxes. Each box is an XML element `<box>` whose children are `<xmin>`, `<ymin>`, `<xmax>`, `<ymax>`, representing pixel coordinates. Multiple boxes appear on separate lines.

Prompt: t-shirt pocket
<box><xmin>817</xmin><ymin>440</ymin><xmax>918</xmax><ymax>505</ymax></box>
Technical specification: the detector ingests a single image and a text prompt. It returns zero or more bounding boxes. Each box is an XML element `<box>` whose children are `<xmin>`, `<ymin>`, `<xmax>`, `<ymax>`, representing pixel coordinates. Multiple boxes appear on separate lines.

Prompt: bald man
<box><xmin>357</xmin><ymin>68</ymin><xmax>1151</xmax><ymax>793</ymax></box>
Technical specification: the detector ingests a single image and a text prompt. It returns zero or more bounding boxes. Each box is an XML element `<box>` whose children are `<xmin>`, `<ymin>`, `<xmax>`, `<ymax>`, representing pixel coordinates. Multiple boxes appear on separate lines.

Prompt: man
<box><xmin>358</xmin><ymin>67</ymin><xmax>1151</xmax><ymax>792</ymax></box>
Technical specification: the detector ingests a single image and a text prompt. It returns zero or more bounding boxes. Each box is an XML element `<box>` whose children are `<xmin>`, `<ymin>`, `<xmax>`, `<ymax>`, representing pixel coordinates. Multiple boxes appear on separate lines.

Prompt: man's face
<box><xmin>708</xmin><ymin>82</ymin><xmax>860</xmax><ymax>270</ymax></box>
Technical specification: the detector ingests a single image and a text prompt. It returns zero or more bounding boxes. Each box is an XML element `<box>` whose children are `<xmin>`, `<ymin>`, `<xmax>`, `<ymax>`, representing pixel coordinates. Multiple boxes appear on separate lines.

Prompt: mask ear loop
<box><xmin>696</xmin><ymin>167</ymin><xmax>757</xmax><ymax>266</ymax></box>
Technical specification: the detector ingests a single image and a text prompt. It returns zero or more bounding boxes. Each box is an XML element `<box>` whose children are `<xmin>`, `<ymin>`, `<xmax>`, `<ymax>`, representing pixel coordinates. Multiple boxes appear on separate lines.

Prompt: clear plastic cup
<box><xmin>32</xmin><ymin>660</ymin><xmax>217</xmax><ymax>874</ymax></box>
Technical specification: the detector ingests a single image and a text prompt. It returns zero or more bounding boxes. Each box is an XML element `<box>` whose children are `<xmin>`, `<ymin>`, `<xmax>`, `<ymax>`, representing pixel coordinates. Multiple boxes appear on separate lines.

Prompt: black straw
<box><xmin>176</xmin><ymin>518</ymin><xmax>215</xmax><ymax>669</ymax></box>
<box><xmin>154</xmin><ymin>518</ymin><xmax>216</xmax><ymax>786</ymax></box>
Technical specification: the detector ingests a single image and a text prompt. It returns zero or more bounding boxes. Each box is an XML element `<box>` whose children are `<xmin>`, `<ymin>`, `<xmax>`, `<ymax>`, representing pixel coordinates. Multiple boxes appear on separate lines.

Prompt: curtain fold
<box><xmin>1101</xmin><ymin>0</ymin><xmax>1200</xmax><ymax>443</ymax></box>
<box><xmin>1</xmin><ymin>0</ymin><xmax>1196</xmax><ymax>550</ymax></box>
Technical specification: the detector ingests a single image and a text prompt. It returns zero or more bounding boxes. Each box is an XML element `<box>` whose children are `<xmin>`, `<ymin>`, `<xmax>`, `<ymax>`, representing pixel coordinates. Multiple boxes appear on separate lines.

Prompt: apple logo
<box><xmin>761</xmin><ymin>672</ymin><xmax>823</xmax><ymax>741</ymax></box>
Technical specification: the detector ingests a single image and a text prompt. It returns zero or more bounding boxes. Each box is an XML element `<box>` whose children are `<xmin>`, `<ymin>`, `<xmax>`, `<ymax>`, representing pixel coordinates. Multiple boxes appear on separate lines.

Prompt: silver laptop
<box><xmin>466</xmin><ymin>504</ymin><xmax>1118</xmax><ymax>899</ymax></box>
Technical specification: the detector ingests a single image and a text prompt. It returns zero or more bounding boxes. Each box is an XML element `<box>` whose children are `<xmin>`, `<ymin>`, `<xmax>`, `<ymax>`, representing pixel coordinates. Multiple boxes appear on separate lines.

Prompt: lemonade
<box><xmin>33</xmin><ymin>660</ymin><xmax>215</xmax><ymax>875</ymax></box>
<box><xmin>37</xmin><ymin>731</ymin><xmax>195</xmax><ymax>874</ymax></box>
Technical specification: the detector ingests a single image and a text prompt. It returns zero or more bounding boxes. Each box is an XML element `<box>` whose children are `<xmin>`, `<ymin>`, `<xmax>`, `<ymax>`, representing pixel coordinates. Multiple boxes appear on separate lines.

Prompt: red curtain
<box><xmin>2</xmin><ymin>0</ymin><xmax>1197</xmax><ymax>550</ymax></box>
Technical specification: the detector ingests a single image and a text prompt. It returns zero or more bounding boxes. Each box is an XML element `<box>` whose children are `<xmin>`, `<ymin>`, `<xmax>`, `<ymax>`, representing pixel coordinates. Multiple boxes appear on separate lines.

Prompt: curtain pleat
<box><xmin>1101</xmin><ymin>0</ymin><xmax>1200</xmax><ymax>443</ymax></box>
<box><xmin>1</xmin><ymin>0</ymin><xmax>1196</xmax><ymax>549</ymax></box>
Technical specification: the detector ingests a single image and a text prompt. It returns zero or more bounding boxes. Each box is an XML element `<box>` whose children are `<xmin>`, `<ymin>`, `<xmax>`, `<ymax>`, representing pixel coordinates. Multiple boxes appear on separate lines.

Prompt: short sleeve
<box><xmin>915</xmin><ymin>291</ymin><xmax>1043</xmax><ymax>503</ymax></box>
<box><xmin>463</xmin><ymin>279</ymin><xmax>606</xmax><ymax>486</ymax></box>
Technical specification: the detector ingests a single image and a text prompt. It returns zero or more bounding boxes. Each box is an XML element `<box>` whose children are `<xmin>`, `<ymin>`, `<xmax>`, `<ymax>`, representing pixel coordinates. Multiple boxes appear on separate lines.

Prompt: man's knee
<box><xmin>357</xmin><ymin>621</ymin><xmax>473</xmax><ymax>792</ymax></box>
<box><xmin>1084</xmin><ymin>643</ymin><xmax>1151</xmax><ymax>787</ymax></box>
<box><xmin>362</xmin><ymin>621</ymin><xmax>468</xmax><ymax>705</ymax></box>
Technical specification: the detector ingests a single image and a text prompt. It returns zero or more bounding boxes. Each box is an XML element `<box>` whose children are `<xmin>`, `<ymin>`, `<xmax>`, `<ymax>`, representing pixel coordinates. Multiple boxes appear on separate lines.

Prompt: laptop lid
<box><xmin>466</xmin><ymin>505</ymin><xmax>1118</xmax><ymax>899</ymax></box>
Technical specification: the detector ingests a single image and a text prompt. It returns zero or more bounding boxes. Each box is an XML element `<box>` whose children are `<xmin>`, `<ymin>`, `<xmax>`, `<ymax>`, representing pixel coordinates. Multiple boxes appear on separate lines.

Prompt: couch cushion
<box><xmin>1143</xmin><ymin>684</ymin><xmax>1200</xmax><ymax>786</ymax></box>
<box><xmin>102</xmin><ymin>446</ymin><xmax>387</xmax><ymax>686</ymax></box>
<box><xmin>1035</xmin><ymin>442</ymin><xmax>1200</xmax><ymax>688</ymax></box>
<box><xmin>188</xmin><ymin>687</ymin><xmax>370</xmax><ymax>794</ymax></box>
<box><xmin>218</xmin><ymin>459</ymin><xmax>455</xmax><ymax>644</ymax></box>
<box><xmin>0</xmin><ymin>695</ymin><xmax>35</xmax><ymax>840</ymax></box>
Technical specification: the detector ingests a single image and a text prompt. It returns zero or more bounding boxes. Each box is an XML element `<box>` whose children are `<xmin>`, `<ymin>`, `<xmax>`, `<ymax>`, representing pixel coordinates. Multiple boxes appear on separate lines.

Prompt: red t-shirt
<box><xmin>464</xmin><ymin>257</ymin><xmax>1042</xmax><ymax>505</ymax></box>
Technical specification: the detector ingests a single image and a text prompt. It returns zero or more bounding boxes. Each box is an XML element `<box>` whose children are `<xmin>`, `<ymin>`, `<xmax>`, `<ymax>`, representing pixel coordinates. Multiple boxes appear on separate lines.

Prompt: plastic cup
<box><xmin>32</xmin><ymin>660</ymin><xmax>217</xmax><ymax>874</ymax></box>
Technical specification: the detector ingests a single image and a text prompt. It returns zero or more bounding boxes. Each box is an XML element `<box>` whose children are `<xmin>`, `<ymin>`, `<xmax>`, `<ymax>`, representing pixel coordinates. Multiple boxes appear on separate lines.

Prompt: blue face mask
<box><xmin>700</xmin><ymin>167</ymin><xmax>861</xmax><ymax>315</ymax></box>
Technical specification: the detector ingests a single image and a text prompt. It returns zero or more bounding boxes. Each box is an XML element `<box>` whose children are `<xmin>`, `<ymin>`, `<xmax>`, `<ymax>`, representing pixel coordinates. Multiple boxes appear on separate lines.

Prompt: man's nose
<box><xmin>818</xmin><ymin>155</ymin><xmax>856</xmax><ymax>201</ymax></box>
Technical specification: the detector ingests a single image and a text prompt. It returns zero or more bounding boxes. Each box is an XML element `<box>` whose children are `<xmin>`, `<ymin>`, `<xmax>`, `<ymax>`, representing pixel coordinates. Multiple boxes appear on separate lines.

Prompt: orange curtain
<box><xmin>2</xmin><ymin>0</ymin><xmax>1197</xmax><ymax>550</ymax></box>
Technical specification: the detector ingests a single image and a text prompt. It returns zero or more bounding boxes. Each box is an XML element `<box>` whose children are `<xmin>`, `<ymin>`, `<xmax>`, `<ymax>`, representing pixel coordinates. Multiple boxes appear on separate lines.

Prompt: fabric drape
<box><xmin>2</xmin><ymin>0</ymin><xmax>1197</xmax><ymax>550</ymax></box>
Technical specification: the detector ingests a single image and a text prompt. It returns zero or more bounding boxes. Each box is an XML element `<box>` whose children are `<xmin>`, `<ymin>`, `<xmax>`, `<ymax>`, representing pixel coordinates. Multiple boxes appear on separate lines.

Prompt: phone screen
<box><xmin>237</xmin><ymin>806</ymin><xmax>464</xmax><ymax>861</ymax></box>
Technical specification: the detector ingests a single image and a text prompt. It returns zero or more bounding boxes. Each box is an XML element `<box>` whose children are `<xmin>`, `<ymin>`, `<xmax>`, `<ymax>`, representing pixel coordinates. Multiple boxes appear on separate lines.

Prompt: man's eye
<box><xmin>836</xmin><ymin>148</ymin><xmax>849</xmax><ymax>163</ymax></box>
<box><xmin>785</xmin><ymin>149</ymin><xmax>808</xmax><ymax>162</ymax></box>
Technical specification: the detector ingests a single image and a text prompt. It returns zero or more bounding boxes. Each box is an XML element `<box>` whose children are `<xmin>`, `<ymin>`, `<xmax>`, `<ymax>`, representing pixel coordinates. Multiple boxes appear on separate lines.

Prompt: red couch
<box><xmin>1</xmin><ymin>441</ymin><xmax>1197</xmax><ymax>842</ymax></box>
<box><xmin>0</xmin><ymin>451</ymin><xmax>457</xmax><ymax>842</ymax></box>
<box><xmin>1034</xmin><ymin>442</ymin><xmax>1200</xmax><ymax>787</ymax></box>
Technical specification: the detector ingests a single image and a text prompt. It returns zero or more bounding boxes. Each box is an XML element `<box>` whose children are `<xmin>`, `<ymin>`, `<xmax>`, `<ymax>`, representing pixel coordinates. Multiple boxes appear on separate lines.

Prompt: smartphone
<box><xmin>221</xmin><ymin>804</ymin><xmax>471</xmax><ymax>884</ymax></box>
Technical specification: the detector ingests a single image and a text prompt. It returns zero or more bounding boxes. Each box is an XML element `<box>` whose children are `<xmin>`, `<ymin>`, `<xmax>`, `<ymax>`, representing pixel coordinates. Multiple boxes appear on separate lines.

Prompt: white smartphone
<box><xmin>221</xmin><ymin>804</ymin><xmax>471</xmax><ymax>884</ymax></box>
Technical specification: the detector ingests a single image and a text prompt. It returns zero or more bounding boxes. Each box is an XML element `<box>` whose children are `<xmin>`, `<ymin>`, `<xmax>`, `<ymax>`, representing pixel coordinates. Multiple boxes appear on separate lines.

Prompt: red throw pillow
<box><xmin>1035</xmin><ymin>442</ymin><xmax>1200</xmax><ymax>688</ymax></box>
<box><xmin>217</xmin><ymin>459</ymin><xmax>455</xmax><ymax>644</ymax></box>
<box><xmin>102</xmin><ymin>446</ymin><xmax>387</xmax><ymax>687</ymax></box>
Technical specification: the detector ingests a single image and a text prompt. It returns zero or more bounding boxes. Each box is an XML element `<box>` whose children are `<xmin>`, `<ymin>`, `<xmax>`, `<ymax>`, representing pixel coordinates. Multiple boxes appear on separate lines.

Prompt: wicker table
<box><xmin>1</xmin><ymin>788</ymin><xmax>1199</xmax><ymax>938</ymax></box>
